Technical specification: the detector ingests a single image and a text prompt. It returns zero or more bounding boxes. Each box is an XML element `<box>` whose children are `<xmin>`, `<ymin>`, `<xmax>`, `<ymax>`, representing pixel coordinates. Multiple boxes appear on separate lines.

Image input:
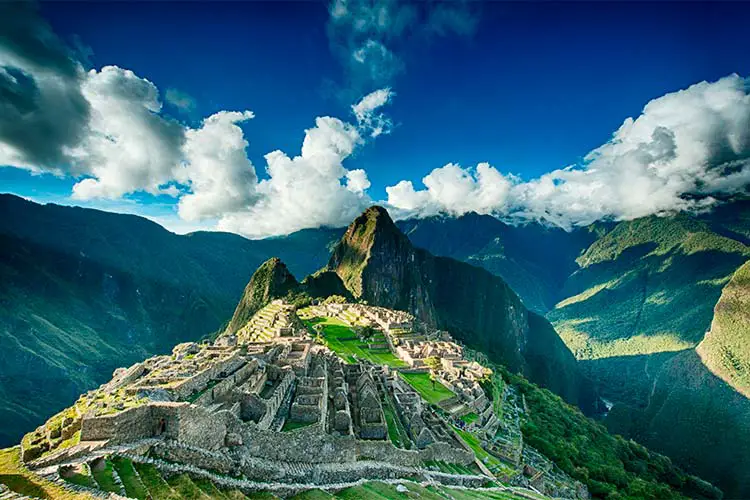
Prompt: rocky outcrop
<box><xmin>327</xmin><ymin>206</ymin><xmax>597</xmax><ymax>412</ymax></box>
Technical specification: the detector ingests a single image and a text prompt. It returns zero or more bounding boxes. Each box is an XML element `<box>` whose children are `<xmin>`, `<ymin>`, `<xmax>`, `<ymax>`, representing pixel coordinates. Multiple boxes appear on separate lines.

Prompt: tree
<box><xmin>424</xmin><ymin>356</ymin><xmax>441</xmax><ymax>389</ymax></box>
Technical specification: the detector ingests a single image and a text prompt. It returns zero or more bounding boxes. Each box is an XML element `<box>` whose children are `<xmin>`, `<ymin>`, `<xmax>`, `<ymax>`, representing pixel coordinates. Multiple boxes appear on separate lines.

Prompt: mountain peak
<box><xmin>346</xmin><ymin>205</ymin><xmax>398</xmax><ymax>237</ymax></box>
<box><xmin>327</xmin><ymin>205</ymin><xmax>410</xmax><ymax>298</ymax></box>
<box><xmin>225</xmin><ymin>257</ymin><xmax>298</xmax><ymax>334</ymax></box>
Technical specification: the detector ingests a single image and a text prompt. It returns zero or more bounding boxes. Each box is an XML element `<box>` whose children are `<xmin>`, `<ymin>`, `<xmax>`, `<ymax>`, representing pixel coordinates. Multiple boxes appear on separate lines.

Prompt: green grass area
<box><xmin>0</xmin><ymin>447</ymin><xmax>93</xmax><ymax>499</ymax></box>
<box><xmin>111</xmin><ymin>456</ymin><xmax>148</xmax><ymax>499</ymax></box>
<box><xmin>382</xmin><ymin>400</ymin><xmax>410</xmax><ymax>449</ymax></box>
<box><xmin>282</xmin><ymin>419</ymin><xmax>315</xmax><ymax>432</ymax></box>
<box><xmin>454</xmin><ymin>427</ymin><xmax>508</xmax><ymax>476</ymax></box>
<box><xmin>460</xmin><ymin>412</ymin><xmax>479</xmax><ymax>425</ymax></box>
<box><xmin>223</xmin><ymin>489</ymin><xmax>253</xmax><ymax>499</ymax></box>
<box><xmin>398</xmin><ymin>372</ymin><xmax>453</xmax><ymax>404</ymax></box>
<box><xmin>90</xmin><ymin>459</ymin><xmax>121</xmax><ymax>493</ymax></box>
<box><xmin>290</xmin><ymin>489</ymin><xmax>334</xmax><ymax>499</ymax></box>
<box><xmin>335</xmin><ymin>481</ymin><xmax>446</xmax><ymax>500</ymax></box>
<box><xmin>424</xmin><ymin>460</ymin><xmax>479</xmax><ymax>476</ymax></box>
<box><xmin>167</xmin><ymin>473</ymin><xmax>212</xmax><ymax>499</ymax></box>
<box><xmin>133</xmin><ymin>462</ymin><xmax>182</xmax><ymax>500</ymax></box>
<box><xmin>245</xmin><ymin>492</ymin><xmax>281</xmax><ymax>499</ymax></box>
<box><xmin>61</xmin><ymin>465</ymin><xmax>97</xmax><ymax>489</ymax></box>
<box><xmin>193</xmin><ymin>477</ymin><xmax>229</xmax><ymax>498</ymax></box>
<box><xmin>304</xmin><ymin>316</ymin><xmax>406</xmax><ymax>367</ymax></box>
<box><xmin>434</xmin><ymin>487</ymin><xmax>528</xmax><ymax>500</ymax></box>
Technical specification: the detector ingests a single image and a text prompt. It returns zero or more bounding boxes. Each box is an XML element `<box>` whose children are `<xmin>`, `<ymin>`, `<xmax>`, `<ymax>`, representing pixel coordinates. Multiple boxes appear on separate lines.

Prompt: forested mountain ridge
<box><xmin>3</xmin><ymin>193</ymin><xmax>750</xmax><ymax>496</ymax></box>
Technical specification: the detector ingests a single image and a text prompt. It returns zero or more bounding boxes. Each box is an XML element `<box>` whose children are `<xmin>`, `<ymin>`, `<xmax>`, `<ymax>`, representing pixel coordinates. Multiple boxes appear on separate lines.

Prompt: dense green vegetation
<box><xmin>550</xmin><ymin>215</ymin><xmax>749</xmax><ymax>361</ymax></box>
<box><xmin>504</xmin><ymin>369</ymin><xmax>722</xmax><ymax>500</ymax></box>
<box><xmin>225</xmin><ymin>258</ymin><xmax>301</xmax><ymax>334</ymax></box>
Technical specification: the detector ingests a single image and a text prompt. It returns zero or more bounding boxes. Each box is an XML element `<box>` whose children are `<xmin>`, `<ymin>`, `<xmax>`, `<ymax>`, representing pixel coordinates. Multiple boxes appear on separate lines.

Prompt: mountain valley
<box><xmin>1</xmin><ymin>196</ymin><xmax>749</xmax><ymax>498</ymax></box>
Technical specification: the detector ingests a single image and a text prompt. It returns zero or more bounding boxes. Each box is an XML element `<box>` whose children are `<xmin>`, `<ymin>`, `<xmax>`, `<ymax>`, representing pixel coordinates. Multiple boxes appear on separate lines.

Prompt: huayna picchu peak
<box><xmin>0</xmin><ymin>206</ymin><xmax>722</xmax><ymax>500</ymax></box>
<box><xmin>328</xmin><ymin>206</ymin><xmax>598</xmax><ymax>412</ymax></box>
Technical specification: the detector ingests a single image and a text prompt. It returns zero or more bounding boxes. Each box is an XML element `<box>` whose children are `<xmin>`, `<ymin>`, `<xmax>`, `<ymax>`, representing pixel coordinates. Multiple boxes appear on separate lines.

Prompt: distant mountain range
<box><xmin>2</xmin><ymin>193</ymin><xmax>749</xmax><ymax>497</ymax></box>
<box><xmin>0</xmin><ymin>194</ymin><xmax>340</xmax><ymax>448</ymax></box>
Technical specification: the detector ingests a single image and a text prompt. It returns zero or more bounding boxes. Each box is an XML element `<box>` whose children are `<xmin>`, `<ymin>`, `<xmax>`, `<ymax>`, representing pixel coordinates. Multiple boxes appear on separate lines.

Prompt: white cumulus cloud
<box><xmin>386</xmin><ymin>74</ymin><xmax>750</xmax><ymax>228</ymax></box>
<box><xmin>216</xmin><ymin>115</ymin><xmax>372</xmax><ymax>238</ymax></box>
<box><xmin>352</xmin><ymin>87</ymin><xmax>394</xmax><ymax>137</ymax></box>
<box><xmin>71</xmin><ymin>66</ymin><xmax>185</xmax><ymax>200</ymax></box>
<box><xmin>177</xmin><ymin>110</ymin><xmax>257</xmax><ymax>221</ymax></box>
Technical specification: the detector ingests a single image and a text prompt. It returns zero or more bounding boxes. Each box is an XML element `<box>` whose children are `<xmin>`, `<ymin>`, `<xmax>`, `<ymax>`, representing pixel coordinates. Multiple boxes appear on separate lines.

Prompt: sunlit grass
<box><xmin>304</xmin><ymin>316</ymin><xmax>406</xmax><ymax>367</ymax></box>
<box><xmin>399</xmin><ymin>372</ymin><xmax>453</xmax><ymax>404</ymax></box>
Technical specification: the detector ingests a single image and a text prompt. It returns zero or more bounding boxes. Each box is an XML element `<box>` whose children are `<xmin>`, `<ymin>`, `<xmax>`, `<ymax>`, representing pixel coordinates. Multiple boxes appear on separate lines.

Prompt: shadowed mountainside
<box><xmin>327</xmin><ymin>206</ymin><xmax>598</xmax><ymax>412</ymax></box>
<box><xmin>0</xmin><ymin>194</ymin><xmax>339</xmax><ymax>447</ymax></box>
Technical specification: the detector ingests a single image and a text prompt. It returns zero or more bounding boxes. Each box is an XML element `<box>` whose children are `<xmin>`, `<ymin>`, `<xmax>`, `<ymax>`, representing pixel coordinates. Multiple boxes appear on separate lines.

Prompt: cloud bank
<box><xmin>386</xmin><ymin>74</ymin><xmax>750</xmax><ymax>228</ymax></box>
<box><xmin>2</xmin><ymin>2</ymin><xmax>750</xmax><ymax>238</ymax></box>
<box><xmin>0</xmin><ymin>2</ymin><xmax>390</xmax><ymax>238</ymax></box>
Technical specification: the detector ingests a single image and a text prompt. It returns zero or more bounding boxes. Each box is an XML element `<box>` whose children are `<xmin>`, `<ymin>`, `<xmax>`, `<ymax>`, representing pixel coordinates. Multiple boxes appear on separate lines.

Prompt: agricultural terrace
<box><xmin>398</xmin><ymin>372</ymin><xmax>454</xmax><ymax>405</ymax></box>
<box><xmin>0</xmin><ymin>447</ymin><xmax>95</xmax><ymax>500</ymax></box>
<box><xmin>300</xmin><ymin>314</ymin><xmax>406</xmax><ymax>367</ymax></box>
<box><xmin>454</xmin><ymin>428</ymin><xmax>517</xmax><ymax>478</ymax></box>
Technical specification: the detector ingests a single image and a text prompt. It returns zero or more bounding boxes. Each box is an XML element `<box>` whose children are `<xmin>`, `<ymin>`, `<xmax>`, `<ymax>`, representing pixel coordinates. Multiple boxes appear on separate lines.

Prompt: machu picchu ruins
<box><xmin>10</xmin><ymin>297</ymin><xmax>589</xmax><ymax>499</ymax></box>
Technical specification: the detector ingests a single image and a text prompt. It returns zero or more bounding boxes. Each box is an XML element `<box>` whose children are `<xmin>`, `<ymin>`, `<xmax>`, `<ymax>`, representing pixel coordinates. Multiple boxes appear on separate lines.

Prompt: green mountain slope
<box><xmin>328</xmin><ymin>206</ymin><xmax>598</xmax><ymax>412</ymax></box>
<box><xmin>605</xmin><ymin>350</ymin><xmax>750</xmax><ymax>498</ymax></box>
<box><xmin>0</xmin><ymin>194</ymin><xmax>338</xmax><ymax>447</ymax></box>
<box><xmin>225</xmin><ymin>257</ymin><xmax>299</xmax><ymax>334</ymax></box>
<box><xmin>395</xmin><ymin>205</ymin><xmax>750</xmax><ymax>497</ymax></box>
<box><xmin>549</xmin><ymin>214</ymin><xmax>750</xmax><ymax>361</ymax></box>
<box><xmin>697</xmin><ymin>259</ymin><xmax>750</xmax><ymax>396</ymax></box>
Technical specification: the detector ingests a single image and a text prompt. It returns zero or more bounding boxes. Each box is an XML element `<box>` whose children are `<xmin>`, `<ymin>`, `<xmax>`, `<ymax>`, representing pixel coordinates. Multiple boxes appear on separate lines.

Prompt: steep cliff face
<box><xmin>225</xmin><ymin>258</ymin><xmax>299</xmax><ymax>334</ymax></box>
<box><xmin>328</xmin><ymin>206</ymin><xmax>437</xmax><ymax>325</ymax></box>
<box><xmin>697</xmin><ymin>259</ymin><xmax>750</xmax><ymax>396</ymax></box>
<box><xmin>328</xmin><ymin>206</ymin><xmax>597</xmax><ymax>411</ymax></box>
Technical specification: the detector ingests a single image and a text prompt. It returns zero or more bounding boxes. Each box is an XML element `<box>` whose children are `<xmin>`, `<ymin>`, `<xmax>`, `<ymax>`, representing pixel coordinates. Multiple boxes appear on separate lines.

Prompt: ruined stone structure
<box><xmin>18</xmin><ymin>299</ymin><xmax>588</xmax><ymax>500</ymax></box>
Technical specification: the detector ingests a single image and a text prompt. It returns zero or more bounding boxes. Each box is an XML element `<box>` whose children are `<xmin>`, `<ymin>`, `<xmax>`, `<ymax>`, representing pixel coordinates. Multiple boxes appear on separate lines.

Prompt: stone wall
<box><xmin>80</xmin><ymin>402</ymin><xmax>233</xmax><ymax>451</ymax></box>
<box><xmin>170</xmin><ymin>353</ymin><xmax>245</xmax><ymax>401</ymax></box>
<box><xmin>150</xmin><ymin>442</ymin><xmax>237</xmax><ymax>475</ymax></box>
<box><xmin>357</xmin><ymin>440</ymin><xmax>473</xmax><ymax>467</ymax></box>
<box><xmin>241</xmin><ymin>425</ymin><xmax>358</xmax><ymax>463</ymax></box>
<box><xmin>169</xmin><ymin>405</ymin><xmax>229</xmax><ymax>450</ymax></box>
<box><xmin>80</xmin><ymin>405</ymin><xmax>154</xmax><ymax>442</ymax></box>
<box><xmin>239</xmin><ymin>422</ymin><xmax>472</xmax><ymax>467</ymax></box>
<box><xmin>257</xmin><ymin>370</ymin><xmax>295</xmax><ymax>430</ymax></box>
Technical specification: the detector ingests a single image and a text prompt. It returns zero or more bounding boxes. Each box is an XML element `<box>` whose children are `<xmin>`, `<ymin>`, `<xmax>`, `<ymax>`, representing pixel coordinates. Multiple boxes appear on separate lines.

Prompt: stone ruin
<box><xmin>17</xmin><ymin>299</ymin><xmax>589</xmax><ymax>500</ymax></box>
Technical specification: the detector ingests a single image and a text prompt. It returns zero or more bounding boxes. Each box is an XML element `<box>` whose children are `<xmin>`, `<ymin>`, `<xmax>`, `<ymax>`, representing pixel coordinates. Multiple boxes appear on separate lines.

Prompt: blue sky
<box><xmin>2</xmin><ymin>1</ymin><xmax>750</xmax><ymax>236</ymax></box>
